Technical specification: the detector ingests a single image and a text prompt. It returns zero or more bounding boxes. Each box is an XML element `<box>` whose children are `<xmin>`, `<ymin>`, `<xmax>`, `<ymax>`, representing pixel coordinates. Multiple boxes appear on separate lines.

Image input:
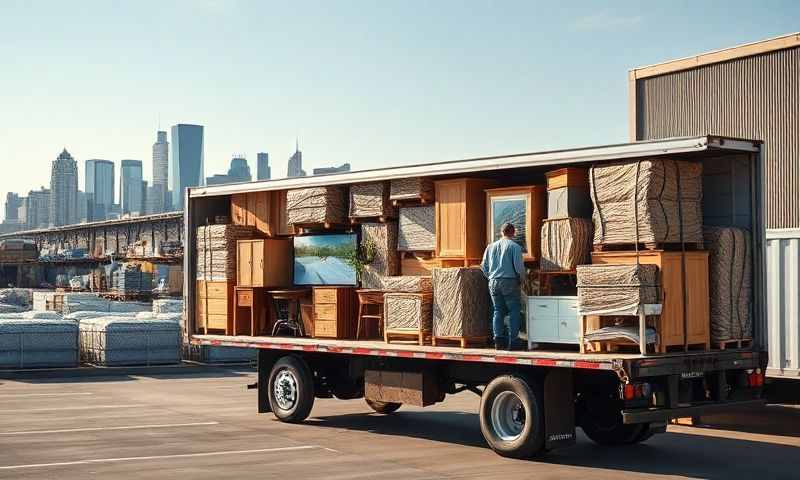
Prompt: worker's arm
<box><xmin>480</xmin><ymin>244</ymin><xmax>490</xmax><ymax>277</ymax></box>
<box><xmin>513</xmin><ymin>244</ymin><xmax>526</xmax><ymax>282</ymax></box>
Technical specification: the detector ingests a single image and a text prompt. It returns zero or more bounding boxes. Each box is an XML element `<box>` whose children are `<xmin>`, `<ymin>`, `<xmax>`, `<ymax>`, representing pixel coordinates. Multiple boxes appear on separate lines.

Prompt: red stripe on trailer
<box><xmin>574</xmin><ymin>361</ymin><xmax>601</xmax><ymax>369</ymax></box>
<box><xmin>495</xmin><ymin>356</ymin><xmax>518</xmax><ymax>364</ymax></box>
<box><xmin>396</xmin><ymin>351</ymin><xmax>415</xmax><ymax>358</ymax></box>
<box><xmin>426</xmin><ymin>352</ymin><xmax>445</xmax><ymax>360</ymax></box>
<box><xmin>462</xmin><ymin>354</ymin><xmax>484</xmax><ymax>362</ymax></box>
<box><xmin>302</xmin><ymin>345</ymin><xmax>316</xmax><ymax>351</ymax></box>
<box><xmin>534</xmin><ymin>359</ymin><xmax>557</xmax><ymax>367</ymax></box>
<box><xmin>353</xmin><ymin>348</ymin><xmax>373</xmax><ymax>355</ymax></box>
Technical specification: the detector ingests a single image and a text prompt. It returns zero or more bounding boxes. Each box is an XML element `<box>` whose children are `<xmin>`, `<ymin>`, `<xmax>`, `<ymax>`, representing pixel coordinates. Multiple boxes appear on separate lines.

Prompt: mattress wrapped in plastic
<box><xmin>349</xmin><ymin>182</ymin><xmax>395</xmax><ymax>218</ymax></box>
<box><xmin>79</xmin><ymin>317</ymin><xmax>181</xmax><ymax>366</ymax></box>
<box><xmin>583</xmin><ymin>325</ymin><xmax>658</xmax><ymax>345</ymax></box>
<box><xmin>153</xmin><ymin>298</ymin><xmax>183</xmax><ymax>314</ymax></box>
<box><xmin>379</xmin><ymin>275</ymin><xmax>433</xmax><ymax>293</ymax></box>
<box><xmin>577</xmin><ymin>264</ymin><xmax>660</xmax><ymax>315</ymax></box>
<box><xmin>286</xmin><ymin>186</ymin><xmax>348</xmax><ymax>225</ymax></box>
<box><xmin>704</xmin><ymin>226</ymin><xmax>753</xmax><ymax>342</ymax></box>
<box><xmin>0</xmin><ymin>288</ymin><xmax>32</xmax><ymax>308</ymax></box>
<box><xmin>0</xmin><ymin>304</ymin><xmax>27</xmax><ymax>314</ymax></box>
<box><xmin>0</xmin><ymin>319</ymin><xmax>79</xmax><ymax>368</ymax></box>
<box><xmin>540</xmin><ymin>218</ymin><xmax>592</xmax><ymax>271</ymax></box>
<box><xmin>196</xmin><ymin>224</ymin><xmax>255</xmax><ymax>281</ymax></box>
<box><xmin>389</xmin><ymin>177</ymin><xmax>434</xmax><ymax>203</ymax></box>
<box><xmin>62</xmin><ymin>293</ymin><xmax>110</xmax><ymax>314</ymax></box>
<box><xmin>2</xmin><ymin>311</ymin><xmax>62</xmax><ymax>320</ymax></box>
<box><xmin>432</xmin><ymin>267</ymin><xmax>490</xmax><ymax>338</ymax></box>
<box><xmin>398</xmin><ymin>206</ymin><xmax>435</xmax><ymax>251</ymax></box>
<box><xmin>384</xmin><ymin>293</ymin><xmax>432</xmax><ymax>332</ymax></box>
<box><xmin>590</xmin><ymin>159</ymin><xmax>703</xmax><ymax>246</ymax></box>
<box><xmin>108</xmin><ymin>301</ymin><xmax>152</xmax><ymax>313</ymax></box>
<box><xmin>65</xmin><ymin>311</ymin><xmax>132</xmax><ymax>321</ymax></box>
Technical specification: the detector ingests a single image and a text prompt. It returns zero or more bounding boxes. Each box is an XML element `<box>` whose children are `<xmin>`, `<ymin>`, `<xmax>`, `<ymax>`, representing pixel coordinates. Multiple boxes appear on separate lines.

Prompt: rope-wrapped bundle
<box><xmin>577</xmin><ymin>264</ymin><xmax>660</xmax><ymax>315</ymax></box>
<box><xmin>286</xmin><ymin>186</ymin><xmax>348</xmax><ymax>225</ymax></box>
<box><xmin>432</xmin><ymin>267</ymin><xmax>490</xmax><ymax>337</ymax></box>
<box><xmin>360</xmin><ymin>222</ymin><xmax>399</xmax><ymax>289</ymax></box>
<box><xmin>590</xmin><ymin>159</ymin><xmax>703</xmax><ymax>246</ymax></box>
<box><xmin>195</xmin><ymin>225</ymin><xmax>255</xmax><ymax>281</ymax></box>
<box><xmin>377</xmin><ymin>275</ymin><xmax>432</xmax><ymax>293</ymax></box>
<box><xmin>704</xmin><ymin>226</ymin><xmax>752</xmax><ymax>342</ymax></box>
<box><xmin>389</xmin><ymin>177</ymin><xmax>434</xmax><ymax>203</ymax></box>
<box><xmin>540</xmin><ymin>218</ymin><xmax>593</xmax><ymax>271</ymax></box>
<box><xmin>398</xmin><ymin>206</ymin><xmax>435</xmax><ymax>251</ymax></box>
<box><xmin>384</xmin><ymin>292</ymin><xmax>433</xmax><ymax>332</ymax></box>
<box><xmin>349</xmin><ymin>182</ymin><xmax>395</xmax><ymax>218</ymax></box>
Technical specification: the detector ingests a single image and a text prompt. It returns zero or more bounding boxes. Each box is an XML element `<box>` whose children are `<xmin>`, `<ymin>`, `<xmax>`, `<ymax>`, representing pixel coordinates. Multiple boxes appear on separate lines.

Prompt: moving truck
<box><xmin>186</xmin><ymin>135</ymin><xmax>767</xmax><ymax>458</ymax></box>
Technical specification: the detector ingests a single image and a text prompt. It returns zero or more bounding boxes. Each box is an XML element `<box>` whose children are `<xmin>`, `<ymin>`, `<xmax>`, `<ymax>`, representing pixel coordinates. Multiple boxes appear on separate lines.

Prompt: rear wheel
<box><xmin>268</xmin><ymin>356</ymin><xmax>315</xmax><ymax>423</ymax></box>
<box><xmin>479</xmin><ymin>375</ymin><xmax>545</xmax><ymax>458</ymax></box>
<box><xmin>365</xmin><ymin>399</ymin><xmax>402</xmax><ymax>414</ymax></box>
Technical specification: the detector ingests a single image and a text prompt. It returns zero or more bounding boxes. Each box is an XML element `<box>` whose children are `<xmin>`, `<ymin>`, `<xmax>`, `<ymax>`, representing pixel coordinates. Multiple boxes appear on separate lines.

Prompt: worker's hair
<box><xmin>501</xmin><ymin>223</ymin><xmax>515</xmax><ymax>236</ymax></box>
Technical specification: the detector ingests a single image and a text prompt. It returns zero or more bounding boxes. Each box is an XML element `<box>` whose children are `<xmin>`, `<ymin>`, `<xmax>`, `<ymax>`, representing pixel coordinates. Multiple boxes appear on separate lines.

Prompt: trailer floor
<box><xmin>0</xmin><ymin>366</ymin><xmax>797</xmax><ymax>479</ymax></box>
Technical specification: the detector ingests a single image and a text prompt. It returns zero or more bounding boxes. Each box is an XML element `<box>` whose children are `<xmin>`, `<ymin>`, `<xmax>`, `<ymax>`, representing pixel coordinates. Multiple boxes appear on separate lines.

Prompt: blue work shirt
<box><xmin>480</xmin><ymin>237</ymin><xmax>525</xmax><ymax>281</ymax></box>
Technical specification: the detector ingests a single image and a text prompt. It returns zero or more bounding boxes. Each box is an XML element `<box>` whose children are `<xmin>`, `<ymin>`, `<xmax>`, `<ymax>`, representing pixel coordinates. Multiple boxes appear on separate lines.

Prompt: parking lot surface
<box><xmin>0</xmin><ymin>366</ymin><xmax>797</xmax><ymax>479</ymax></box>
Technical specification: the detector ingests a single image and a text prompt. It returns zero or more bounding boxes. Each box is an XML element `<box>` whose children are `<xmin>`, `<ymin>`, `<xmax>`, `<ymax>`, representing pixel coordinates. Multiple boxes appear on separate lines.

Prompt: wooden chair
<box><xmin>356</xmin><ymin>289</ymin><xmax>385</xmax><ymax>340</ymax></box>
<box><xmin>268</xmin><ymin>288</ymin><xmax>312</xmax><ymax>337</ymax></box>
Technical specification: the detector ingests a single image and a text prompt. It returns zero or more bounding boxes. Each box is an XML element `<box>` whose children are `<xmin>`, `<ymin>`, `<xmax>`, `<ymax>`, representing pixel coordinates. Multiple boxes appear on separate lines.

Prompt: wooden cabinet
<box><xmin>434</xmin><ymin>178</ymin><xmax>497</xmax><ymax>261</ymax></box>
<box><xmin>236</xmin><ymin>239</ymin><xmax>293</xmax><ymax>288</ymax></box>
<box><xmin>485</xmin><ymin>186</ymin><xmax>546</xmax><ymax>262</ymax></box>
<box><xmin>196</xmin><ymin>280</ymin><xmax>235</xmax><ymax>334</ymax></box>
<box><xmin>312</xmin><ymin>287</ymin><xmax>357</xmax><ymax>339</ymax></box>
<box><xmin>234</xmin><ymin>286</ymin><xmax>267</xmax><ymax>336</ymax></box>
<box><xmin>527</xmin><ymin>296</ymin><xmax>580</xmax><ymax>348</ymax></box>
<box><xmin>545</xmin><ymin>167</ymin><xmax>588</xmax><ymax>190</ymax></box>
<box><xmin>591</xmin><ymin>250</ymin><xmax>710</xmax><ymax>350</ymax></box>
<box><xmin>231</xmin><ymin>190</ymin><xmax>292</xmax><ymax>237</ymax></box>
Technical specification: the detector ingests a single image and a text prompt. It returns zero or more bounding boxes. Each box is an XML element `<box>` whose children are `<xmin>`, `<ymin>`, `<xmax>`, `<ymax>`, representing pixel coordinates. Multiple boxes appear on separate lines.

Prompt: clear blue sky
<box><xmin>1</xmin><ymin>0</ymin><xmax>798</xmax><ymax>218</ymax></box>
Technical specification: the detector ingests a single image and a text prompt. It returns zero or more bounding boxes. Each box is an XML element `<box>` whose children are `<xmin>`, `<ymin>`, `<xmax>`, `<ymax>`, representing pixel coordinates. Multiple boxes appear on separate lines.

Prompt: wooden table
<box><xmin>579</xmin><ymin>304</ymin><xmax>662</xmax><ymax>355</ymax></box>
<box><xmin>268</xmin><ymin>288</ymin><xmax>312</xmax><ymax>337</ymax></box>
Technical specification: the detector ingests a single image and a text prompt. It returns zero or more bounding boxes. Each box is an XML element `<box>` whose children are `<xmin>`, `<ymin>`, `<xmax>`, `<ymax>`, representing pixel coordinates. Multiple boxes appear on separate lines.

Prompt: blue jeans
<box><xmin>489</xmin><ymin>278</ymin><xmax>521</xmax><ymax>345</ymax></box>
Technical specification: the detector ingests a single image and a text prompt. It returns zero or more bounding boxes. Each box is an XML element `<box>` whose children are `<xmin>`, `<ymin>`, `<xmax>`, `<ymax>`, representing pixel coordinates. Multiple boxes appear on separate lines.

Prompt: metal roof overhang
<box><xmin>189</xmin><ymin>135</ymin><xmax>760</xmax><ymax>199</ymax></box>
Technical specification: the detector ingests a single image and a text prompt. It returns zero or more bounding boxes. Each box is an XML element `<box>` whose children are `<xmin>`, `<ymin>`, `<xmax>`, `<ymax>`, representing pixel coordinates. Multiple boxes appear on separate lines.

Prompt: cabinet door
<box><xmin>238</xmin><ymin>242</ymin><xmax>252</xmax><ymax>287</ymax></box>
<box><xmin>435</xmin><ymin>181</ymin><xmax>466</xmax><ymax>257</ymax></box>
<box><xmin>252</xmin><ymin>240</ymin><xmax>264</xmax><ymax>287</ymax></box>
<box><xmin>245</xmin><ymin>192</ymin><xmax>258</xmax><ymax>227</ymax></box>
<box><xmin>231</xmin><ymin>194</ymin><xmax>247</xmax><ymax>225</ymax></box>
<box><xmin>528</xmin><ymin>298</ymin><xmax>559</xmax><ymax>342</ymax></box>
<box><xmin>557</xmin><ymin>299</ymin><xmax>580</xmax><ymax>344</ymax></box>
<box><xmin>254</xmin><ymin>191</ymin><xmax>271</xmax><ymax>236</ymax></box>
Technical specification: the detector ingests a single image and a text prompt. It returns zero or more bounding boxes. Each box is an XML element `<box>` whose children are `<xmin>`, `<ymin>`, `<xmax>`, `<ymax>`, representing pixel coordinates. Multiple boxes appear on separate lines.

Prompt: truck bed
<box><xmin>191</xmin><ymin>334</ymin><xmax>765</xmax><ymax>380</ymax></box>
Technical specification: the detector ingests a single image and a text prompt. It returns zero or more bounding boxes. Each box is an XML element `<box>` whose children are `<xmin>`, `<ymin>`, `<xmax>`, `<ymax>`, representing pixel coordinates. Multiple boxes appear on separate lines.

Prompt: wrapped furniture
<box><xmin>389</xmin><ymin>177</ymin><xmax>434</xmax><ymax>204</ymax></box>
<box><xmin>0</xmin><ymin>319</ymin><xmax>79</xmax><ymax>368</ymax></box>
<box><xmin>196</xmin><ymin>224</ymin><xmax>255</xmax><ymax>281</ymax></box>
<box><xmin>384</xmin><ymin>292</ymin><xmax>433</xmax><ymax>345</ymax></box>
<box><xmin>398</xmin><ymin>206</ymin><xmax>436</xmax><ymax>251</ymax></box>
<box><xmin>540</xmin><ymin>218</ymin><xmax>593</xmax><ymax>271</ymax></box>
<box><xmin>286</xmin><ymin>186</ymin><xmax>348</xmax><ymax>226</ymax></box>
<box><xmin>590</xmin><ymin>159</ymin><xmax>703</xmax><ymax>247</ymax></box>
<box><xmin>79</xmin><ymin>317</ymin><xmax>181</xmax><ymax>366</ymax></box>
<box><xmin>360</xmin><ymin>222</ymin><xmax>399</xmax><ymax>290</ymax></box>
<box><xmin>704</xmin><ymin>226</ymin><xmax>753</xmax><ymax>346</ymax></box>
<box><xmin>432</xmin><ymin>267</ymin><xmax>490</xmax><ymax>347</ymax></box>
<box><xmin>378</xmin><ymin>275</ymin><xmax>433</xmax><ymax>293</ymax></box>
<box><xmin>349</xmin><ymin>182</ymin><xmax>395</xmax><ymax>219</ymax></box>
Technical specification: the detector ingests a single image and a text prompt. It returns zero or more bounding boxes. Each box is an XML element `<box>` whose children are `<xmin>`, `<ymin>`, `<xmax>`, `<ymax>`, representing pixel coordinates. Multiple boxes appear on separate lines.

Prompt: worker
<box><xmin>480</xmin><ymin>222</ymin><xmax>525</xmax><ymax>350</ymax></box>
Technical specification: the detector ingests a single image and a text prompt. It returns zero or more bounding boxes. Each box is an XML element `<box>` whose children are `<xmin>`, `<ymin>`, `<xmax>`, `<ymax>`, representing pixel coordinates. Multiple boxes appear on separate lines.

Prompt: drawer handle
<box><xmin>538</xmin><ymin>305</ymin><xmax>549</xmax><ymax>308</ymax></box>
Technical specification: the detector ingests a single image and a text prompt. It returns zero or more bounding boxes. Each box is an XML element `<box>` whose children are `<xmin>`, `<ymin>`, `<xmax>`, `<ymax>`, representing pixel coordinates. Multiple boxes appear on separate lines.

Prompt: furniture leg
<box><xmin>638</xmin><ymin>308</ymin><xmax>647</xmax><ymax>355</ymax></box>
<box><xmin>356</xmin><ymin>302</ymin><xmax>363</xmax><ymax>340</ymax></box>
<box><xmin>579</xmin><ymin>315</ymin><xmax>586</xmax><ymax>354</ymax></box>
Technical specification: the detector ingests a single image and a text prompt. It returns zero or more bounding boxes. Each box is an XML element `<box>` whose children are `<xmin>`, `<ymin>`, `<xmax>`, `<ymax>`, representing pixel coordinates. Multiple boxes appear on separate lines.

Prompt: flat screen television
<box><xmin>293</xmin><ymin>233</ymin><xmax>358</xmax><ymax>286</ymax></box>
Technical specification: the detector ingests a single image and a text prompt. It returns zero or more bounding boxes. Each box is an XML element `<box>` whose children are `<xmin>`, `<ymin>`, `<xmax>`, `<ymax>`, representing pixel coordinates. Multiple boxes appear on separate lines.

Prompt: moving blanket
<box><xmin>704</xmin><ymin>226</ymin><xmax>753</xmax><ymax>342</ymax></box>
<box><xmin>577</xmin><ymin>264</ymin><xmax>660</xmax><ymax>316</ymax></box>
<box><xmin>79</xmin><ymin>317</ymin><xmax>181</xmax><ymax>366</ymax></box>
<box><xmin>195</xmin><ymin>224</ymin><xmax>255</xmax><ymax>281</ymax></box>
<box><xmin>398</xmin><ymin>206</ymin><xmax>436</xmax><ymax>251</ymax></box>
<box><xmin>389</xmin><ymin>177</ymin><xmax>434</xmax><ymax>202</ymax></box>
<box><xmin>590</xmin><ymin>159</ymin><xmax>703</xmax><ymax>246</ymax></box>
<box><xmin>349</xmin><ymin>182</ymin><xmax>395</xmax><ymax>218</ymax></box>
<box><xmin>540</xmin><ymin>218</ymin><xmax>592</xmax><ymax>271</ymax></box>
<box><xmin>384</xmin><ymin>293</ymin><xmax>433</xmax><ymax>332</ymax></box>
<box><xmin>362</xmin><ymin>222</ymin><xmax>399</xmax><ymax>277</ymax></box>
<box><xmin>378</xmin><ymin>275</ymin><xmax>433</xmax><ymax>293</ymax></box>
<box><xmin>432</xmin><ymin>267</ymin><xmax>490</xmax><ymax>338</ymax></box>
<box><xmin>583</xmin><ymin>325</ymin><xmax>658</xmax><ymax>345</ymax></box>
<box><xmin>0</xmin><ymin>319</ymin><xmax>79</xmax><ymax>368</ymax></box>
<box><xmin>286</xmin><ymin>186</ymin><xmax>348</xmax><ymax>225</ymax></box>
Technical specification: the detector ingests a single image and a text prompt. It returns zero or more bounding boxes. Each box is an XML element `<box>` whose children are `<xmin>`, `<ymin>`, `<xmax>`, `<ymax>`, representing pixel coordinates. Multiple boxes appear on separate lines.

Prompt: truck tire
<box><xmin>365</xmin><ymin>399</ymin><xmax>401</xmax><ymax>414</ymax></box>
<box><xmin>268</xmin><ymin>356</ymin><xmax>315</xmax><ymax>423</ymax></box>
<box><xmin>479</xmin><ymin>375</ymin><xmax>545</xmax><ymax>458</ymax></box>
<box><xmin>578</xmin><ymin>393</ymin><xmax>649</xmax><ymax>445</ymax></box>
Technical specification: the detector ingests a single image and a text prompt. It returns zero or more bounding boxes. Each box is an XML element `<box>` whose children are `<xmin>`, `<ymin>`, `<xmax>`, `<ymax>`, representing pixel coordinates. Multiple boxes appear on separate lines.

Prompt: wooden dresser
<box><xmin>312</xmin><ymin>287</ymin><xmax>357</xmax><ymax>339</ymax></box>
<box><xmin>196</xmin><ymin>280</ymin><xmax>235</xmax><ymax>334</ymax></box>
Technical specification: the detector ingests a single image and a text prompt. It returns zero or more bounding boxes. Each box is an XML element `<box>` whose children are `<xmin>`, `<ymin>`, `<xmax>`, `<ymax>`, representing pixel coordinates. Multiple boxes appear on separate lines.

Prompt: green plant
<box><xmin>347</xmin><ymin>237</ymin><xmax>377</xmax><ymax>280</ymax></box>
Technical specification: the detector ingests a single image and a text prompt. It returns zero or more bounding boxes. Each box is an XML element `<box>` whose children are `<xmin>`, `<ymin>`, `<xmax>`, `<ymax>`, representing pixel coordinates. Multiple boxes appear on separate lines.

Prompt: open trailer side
<box><xmin>187</xmin><ymin>135</ymin><xmax>768</xmax><ymax>458</ymax></box>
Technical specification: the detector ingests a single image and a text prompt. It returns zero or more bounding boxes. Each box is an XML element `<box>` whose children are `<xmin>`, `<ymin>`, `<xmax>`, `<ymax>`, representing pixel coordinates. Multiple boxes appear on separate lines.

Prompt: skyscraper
<box><xmin>205</xmin><ymin>155</ymin><xmax>252</xmax><ymax>185</ymax></box>
<box><xmin>120</xmin><ymin>159</ymin><xmax>144</xmax><ymax>215</ymax></box>
<box><xmin>4</xmin><ymin>193</ymin><xmax>21</xmax><ymax>223</ymax></box>
<box><xmin>151</xmin><ymin>130</ymin><xmax>169</xmax><ymax>213</ymax></box>
<box><xmin>257</xmin><ymin>152</ymin><xmax>271</xmax><ymax>180</ymax></box>
<box><xmin>170</xmin><ymin>124</ymin><xmax>204</xmax><ymax>210</ymax></box>
<box><xmin>287</xmin><ymin>140</ymin><xmax>305</xmax><ymax>178</ymax></box>
<box><xmin>85</xmin><ymin>159</ymin><xmax>115</xmax><ymax>220</ymax></box>
<box><xmin>76</xmin><ymin>190</ymin><xmax>88</xmax><ymax>223</ymax></box>
<box><xmin>50</xmin><ymin>148</ymin><xmax>79</xmax><ymax>226</ymax></box>
<box><xmin>25</xmin><ymin>187</ymin><xmax>51</xmax><ymax>229</ymax></box>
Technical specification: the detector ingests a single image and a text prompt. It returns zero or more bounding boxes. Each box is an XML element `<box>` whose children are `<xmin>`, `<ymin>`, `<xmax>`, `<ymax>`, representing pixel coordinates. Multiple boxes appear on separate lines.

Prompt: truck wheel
<box><xmin>268</xmin><ymin>356</ymin><xmax>315</xmax><ymax>423</ymax></box>
<box><xmin>479</xmin><ymin>375</ymin><xmax>545</xmax><ymax>458</ymax></box>
<box><xmin>365</xmin><ymin>399</ymin><xmax>401</xmax><ymax>414</ymax></box>
<box><xmin>579</xmin><ymin>394</ymin><xmax>649</xmax><ymax>445</ymax></box>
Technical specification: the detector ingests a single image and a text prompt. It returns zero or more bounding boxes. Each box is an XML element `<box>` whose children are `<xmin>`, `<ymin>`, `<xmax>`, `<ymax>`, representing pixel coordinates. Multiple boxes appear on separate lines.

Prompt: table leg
<box><xmin>579</xmin><ymin>315</ymin><xmax>586</xmax><ymax>354</ymax></box>
<box><xmin>639</xmin><ymin>309</ymin><xmax>647</xmax><ymax>355</ymax></box>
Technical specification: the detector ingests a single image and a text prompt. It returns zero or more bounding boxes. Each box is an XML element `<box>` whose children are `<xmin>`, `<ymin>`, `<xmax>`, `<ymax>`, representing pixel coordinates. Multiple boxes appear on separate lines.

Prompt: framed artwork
<box><xmin>485</xmin><ymin>186</ymin><xmax>546</xmax><ymax>262</ymax></box>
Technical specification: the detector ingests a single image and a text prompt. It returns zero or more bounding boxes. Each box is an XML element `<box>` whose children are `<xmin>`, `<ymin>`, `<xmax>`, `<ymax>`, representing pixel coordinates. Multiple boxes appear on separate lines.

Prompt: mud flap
<box><xmin>544</xmin><ymin>369</ymin><xmax>576</xmax><ymax>449</ymax></box>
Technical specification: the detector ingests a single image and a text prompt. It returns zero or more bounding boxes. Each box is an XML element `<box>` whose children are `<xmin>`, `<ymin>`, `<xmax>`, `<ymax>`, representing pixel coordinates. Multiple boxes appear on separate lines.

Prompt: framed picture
<box><xmin>293</xmin><ymin>233</ymin><xmax>358</xmax><ymax>286</ymax></box>
<box><xmin>485</xmin><ymin>186</ymin><xmax>546</xmax><ymax>262</ymax></box>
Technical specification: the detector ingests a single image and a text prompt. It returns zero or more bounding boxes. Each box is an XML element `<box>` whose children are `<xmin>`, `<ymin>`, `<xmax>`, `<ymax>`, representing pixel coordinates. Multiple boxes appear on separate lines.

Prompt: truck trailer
<box><xmin>186</xmin><ymin>135</ymin><xmax>767</xmax><ymax>458</ymax></box>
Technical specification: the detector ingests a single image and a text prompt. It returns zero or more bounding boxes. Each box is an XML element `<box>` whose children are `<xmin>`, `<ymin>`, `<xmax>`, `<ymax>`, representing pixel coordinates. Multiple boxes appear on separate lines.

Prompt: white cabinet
<box><xmin>527</xmin><ymin>296</ymin><xmax>580</xmax><ymax>349</ymax></box>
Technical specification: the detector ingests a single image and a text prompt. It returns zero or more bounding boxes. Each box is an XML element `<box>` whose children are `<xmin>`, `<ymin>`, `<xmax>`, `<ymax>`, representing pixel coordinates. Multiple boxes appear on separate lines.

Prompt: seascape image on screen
<box><xmin>293</xmin><ymin>234</ymin><xmax>358</xmax><ymax>286</ymax></box>
<box><xmin>491</xmin><ymin>196</ymin><xmax>528</xmax><ymax>253</ymax></box>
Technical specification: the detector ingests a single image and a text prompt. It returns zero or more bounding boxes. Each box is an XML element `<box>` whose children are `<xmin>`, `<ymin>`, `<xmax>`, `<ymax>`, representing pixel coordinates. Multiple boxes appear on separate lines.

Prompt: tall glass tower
<box><xmin>257</xmin><ymin>152</ymin><xmax>271</xmax><ymax>180</ymax></box>
<box><xmin>170</xmin><ymin>124</ymin><xmax>204</xmax><ymax>210</ymax></box>
<box><xmin>120</xmin><ymin>159</ymin><xmax>144</xmax><ymax>215</ymax></box>
<box><xmin>85</xmin><ymin>159</ymin><xmax>115</xmax><ymax>221</ymax></box>
<box><xmin>151</xmin><ymin>130</ymin><xmax>169</xmax><ymax>213</ymax></box>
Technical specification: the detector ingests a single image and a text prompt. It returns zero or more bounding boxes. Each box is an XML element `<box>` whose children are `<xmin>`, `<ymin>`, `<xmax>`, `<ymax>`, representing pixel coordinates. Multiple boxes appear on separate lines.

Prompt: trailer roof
<box><xmin>188</xmin><ymin>135</ymin><xmax>759</xmax><ymax>199</ymax></box>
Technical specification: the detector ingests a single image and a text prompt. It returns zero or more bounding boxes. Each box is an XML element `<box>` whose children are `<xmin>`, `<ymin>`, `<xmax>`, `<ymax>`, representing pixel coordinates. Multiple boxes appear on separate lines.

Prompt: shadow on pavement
<box><xmin>0</xmin><ymin>364</ymin><xmax>255</xmax><ymax>384</ymax></box>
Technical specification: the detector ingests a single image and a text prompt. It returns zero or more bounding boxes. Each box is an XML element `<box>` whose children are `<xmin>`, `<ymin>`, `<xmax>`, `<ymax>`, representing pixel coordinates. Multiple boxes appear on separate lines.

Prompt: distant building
<box><xmin>313</xmin><ymin>163</ymin><xmax>351</xmax><ymax>175</ymax></box>
<box><xmin>170</xmin><ymin>124</ymin><xmax>204</xmax><ymax>210</ymax></box>
<box><xmin>287</xmin><ymin>140</ymin><xmax>305</xmax><ymax>178</ymax></box>
<box><xmin>85</xmin><ymin>159</ymin><xmax>115</xmax><ymax>221</ymax></box>
<box><xmin>50</xmin><ymin>148</ymin><xmax>79</xmax><ymax>226</ymax></box>
<box><xmin>205</xmin><ymin>155</ymin><xmax>252</xmax><ymax>185</ymax></box>
<box><xmin>76</xmin><ymin>190</ymin><xmax>88</xmax><ymax>223</ymax></box>
<box><xmin>151</xmin><ymin>130</ymin><xmax>169</xmax><ymax>214</ymax></box>
<box><xmin>4</xmin><ymin>193</ymin><xmax>22</xmax><ymax>223</ymax></box>
<box><xmin>24</xmin><ymin>187</ymin><xmax>51</xmax><ymax>229</ymax></box>
<box><xmin>257</xmin><ymin>152</ymin><xmax>271</xmax><ymax>180</ymax></box>
<box><xmin>120</xmin><ymin>159</ymin><xmax>144</xmax><ymax>215</ymax></box>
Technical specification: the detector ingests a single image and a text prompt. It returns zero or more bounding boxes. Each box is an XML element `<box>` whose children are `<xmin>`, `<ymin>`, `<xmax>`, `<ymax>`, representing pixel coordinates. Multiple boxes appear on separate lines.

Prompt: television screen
<box><xmin>293</xmin><ymin>234</ymin><xmax>358</xmax><ymax>286</ymax></box>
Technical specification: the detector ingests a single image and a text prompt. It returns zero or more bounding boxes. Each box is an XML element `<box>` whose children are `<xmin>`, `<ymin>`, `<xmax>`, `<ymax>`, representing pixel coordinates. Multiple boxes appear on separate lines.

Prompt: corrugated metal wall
<box><xmin>766</xmin><ymin>230</ymin><xmax>800</xmax><ymax>377</ymax></box>
<box><xmin>635</xmin><ymin>46</ymin><xmax>800</xmax><ymax>229</ymax></box>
